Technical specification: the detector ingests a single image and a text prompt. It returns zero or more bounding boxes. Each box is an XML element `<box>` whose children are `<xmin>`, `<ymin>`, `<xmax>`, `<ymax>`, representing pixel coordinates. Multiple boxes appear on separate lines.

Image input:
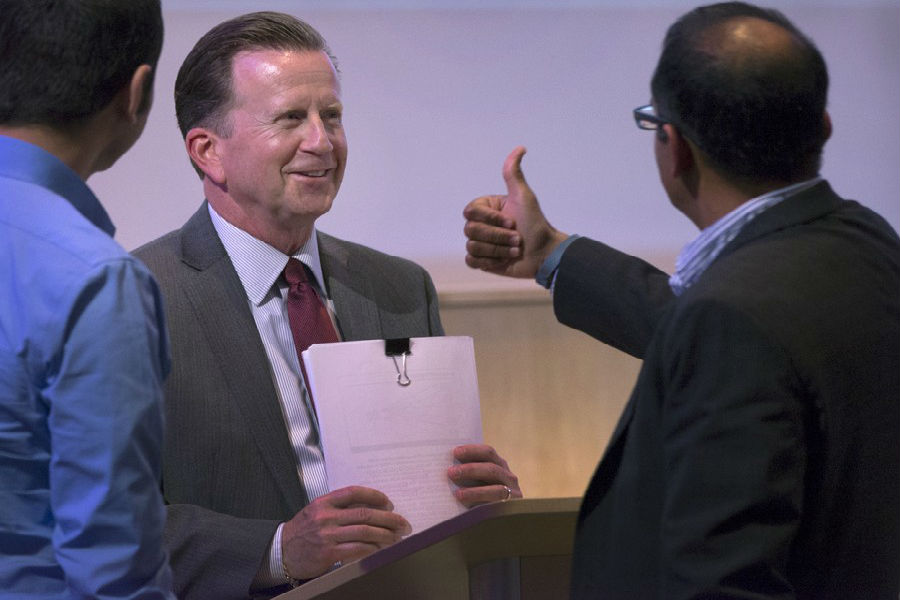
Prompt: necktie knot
<box><xmin>284</xmin><ymin>257</ymin><xmax>310</xmax><ymax>288</ymax></box>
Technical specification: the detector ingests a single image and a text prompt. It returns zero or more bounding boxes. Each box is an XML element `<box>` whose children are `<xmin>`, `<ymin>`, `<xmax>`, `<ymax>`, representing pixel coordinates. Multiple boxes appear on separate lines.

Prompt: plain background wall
<box><xmin>92</xmin><ymin>0</ymin><xmax>900</xmax><ymax>291</ymax></box>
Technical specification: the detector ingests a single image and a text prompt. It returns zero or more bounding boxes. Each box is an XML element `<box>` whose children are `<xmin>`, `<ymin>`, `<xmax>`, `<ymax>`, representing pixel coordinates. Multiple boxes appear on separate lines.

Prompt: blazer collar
<box><xmin>317</xmin><ymin>231</ymin><xmax>385</xmax><ymax>341</ymax></box>
<box><xmin>176</xmin><ymin>201</ymin><xmax>231</xmax><ymax>271</ymax></box>
<box><xmin>177</xmin><ymin>201</ymin><xmax>388</xmax><ymax>342</ymax></box>
<box><xmin>722</xmin><ymin>180</ymin><xmax>841</xmax><ymax>258</ymax></box>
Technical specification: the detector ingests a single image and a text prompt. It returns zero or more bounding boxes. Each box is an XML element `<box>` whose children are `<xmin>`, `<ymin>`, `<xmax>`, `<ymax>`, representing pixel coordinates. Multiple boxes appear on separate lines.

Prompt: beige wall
<box><xmin>438</xmin><ymin>288</ymin><xmax>642</xmax><ymax>499</ymax></box>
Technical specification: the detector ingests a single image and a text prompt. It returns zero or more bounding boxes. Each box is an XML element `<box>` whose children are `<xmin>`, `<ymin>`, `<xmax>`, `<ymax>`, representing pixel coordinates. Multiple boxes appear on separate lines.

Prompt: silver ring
<box><xmin>502</xmin><ymin>485</ymin><xmax>512</xmax><ymax>502</ymax></box>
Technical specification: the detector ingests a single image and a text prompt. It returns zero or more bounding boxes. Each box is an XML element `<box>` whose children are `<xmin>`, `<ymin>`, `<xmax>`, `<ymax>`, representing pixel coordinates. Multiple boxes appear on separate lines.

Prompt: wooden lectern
<box><xmin>275</xmin><ymin>497</ymin><xmax>580</xmax><ymax>600</ymax></box>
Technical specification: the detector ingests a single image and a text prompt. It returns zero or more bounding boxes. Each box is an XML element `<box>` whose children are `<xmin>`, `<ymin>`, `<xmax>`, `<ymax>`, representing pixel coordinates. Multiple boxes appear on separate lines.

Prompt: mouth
<box><xmin>289</xmin><ymin>168</ymin><xmax>331</xmax><ymax>178</ymax></box>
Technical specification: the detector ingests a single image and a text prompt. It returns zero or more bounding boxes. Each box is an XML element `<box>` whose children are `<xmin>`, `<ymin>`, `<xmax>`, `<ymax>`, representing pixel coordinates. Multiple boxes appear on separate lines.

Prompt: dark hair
<box><xmin>174</xmin><ymin>11</ymin><xmax>336</xmax><ymax>139</ymax></box>
<box><xmin>651</xmin><ymin>1</ymin><xmax>829</xmax><ymax>183</ymax></box>
<box><xmin>0</xmin><ymin>0</ymin><xmax>163</xmax><ymax>127</ymax></box>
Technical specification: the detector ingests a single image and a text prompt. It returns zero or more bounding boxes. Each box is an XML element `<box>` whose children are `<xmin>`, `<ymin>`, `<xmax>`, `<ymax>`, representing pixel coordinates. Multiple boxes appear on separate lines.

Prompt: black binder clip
<box><xmin>385</xmin><ymin>338</ymin><xmax>412</xmax><ymax>387</ymax></box>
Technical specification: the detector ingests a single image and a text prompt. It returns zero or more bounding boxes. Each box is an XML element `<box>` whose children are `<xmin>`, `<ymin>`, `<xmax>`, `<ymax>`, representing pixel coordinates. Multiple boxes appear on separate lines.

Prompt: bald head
<box><xmin>651</xmin><ymin>2</ymin><xmax>829</xmax><ymax>185</ymax></box>
<box><xmin>700</xmin><ymin>16</ymin><xmax>797</xmax><ymax>58</ymax></box>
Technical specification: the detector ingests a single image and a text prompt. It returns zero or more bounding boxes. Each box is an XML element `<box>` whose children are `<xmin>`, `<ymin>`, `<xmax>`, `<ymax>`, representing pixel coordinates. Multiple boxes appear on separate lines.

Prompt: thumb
<box><xmin>502</xmin><ymin>146</ymin><xmax>528</xmax><ymax>194</ymax></box>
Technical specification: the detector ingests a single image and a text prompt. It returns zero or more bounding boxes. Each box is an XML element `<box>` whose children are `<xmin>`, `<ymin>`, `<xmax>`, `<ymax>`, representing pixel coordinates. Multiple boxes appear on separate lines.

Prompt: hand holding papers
<box><xmin>302</xmin><ymin>336</ymin><xmax>484</xmax><ymax>534</ymax></box>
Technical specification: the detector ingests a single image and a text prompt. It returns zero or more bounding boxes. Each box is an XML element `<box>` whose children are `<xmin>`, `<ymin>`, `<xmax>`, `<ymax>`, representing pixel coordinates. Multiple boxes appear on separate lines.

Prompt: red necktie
<box><xmin>283</xmin><ymin>258</ymin><xmax>339</xmax><ymax>382</ymax></box>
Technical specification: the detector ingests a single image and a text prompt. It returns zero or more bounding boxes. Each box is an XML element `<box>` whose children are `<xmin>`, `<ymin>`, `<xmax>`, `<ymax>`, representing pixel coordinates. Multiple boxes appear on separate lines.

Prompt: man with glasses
<box><xmin>463</xmin><ymin>2</ymin><xmax>898</xmax><ymax>598</ymax></box>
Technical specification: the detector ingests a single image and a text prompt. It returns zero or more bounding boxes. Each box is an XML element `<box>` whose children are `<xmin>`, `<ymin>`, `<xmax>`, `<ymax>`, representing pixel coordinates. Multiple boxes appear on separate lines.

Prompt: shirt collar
<box><xmin>669</xmin><ymin>176</ymin><xmax>823</xmax><ymax>295</ymax></box>
<box><xmin>0</xmin><ymin>134</ymin><xmax>115</xmax><ymax>236</ymax></box>
<box><xmin>207</xmin><ymin>203</ymin><xmax>327</xmax><ymax>306</ymax></box>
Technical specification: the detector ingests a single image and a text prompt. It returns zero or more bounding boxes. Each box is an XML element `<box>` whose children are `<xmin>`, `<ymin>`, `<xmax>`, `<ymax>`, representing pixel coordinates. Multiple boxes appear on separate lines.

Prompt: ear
<box><xmin>658</xmin><ymin>123</ymin><xmax>695</xmax><ymax>179</ymax></box>
<box><xmin>124</xmin><ymin>64</ymin><xmax>154</xmax><ymax>123</ymax></box>
<box><xmin>185</xmin><ymin>126</ymin><xmax>226</xmax><ymax>184</ymax></box>
<box><xmin>822</xmin><ymin>110</ymin><xmax>833</xmax><ymax>142</ymax></box>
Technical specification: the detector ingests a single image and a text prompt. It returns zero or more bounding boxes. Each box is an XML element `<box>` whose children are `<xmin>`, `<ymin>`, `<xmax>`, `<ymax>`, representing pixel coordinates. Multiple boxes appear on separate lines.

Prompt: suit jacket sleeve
<box><xmin>164</xmin><ymin>505</ymin><xmax>282</xmax><ymax>599</ymax></box>
<box><xmin>553</xmin><ymin>237</ymin><xmax>674</xmax><ymax>358</ymax></box>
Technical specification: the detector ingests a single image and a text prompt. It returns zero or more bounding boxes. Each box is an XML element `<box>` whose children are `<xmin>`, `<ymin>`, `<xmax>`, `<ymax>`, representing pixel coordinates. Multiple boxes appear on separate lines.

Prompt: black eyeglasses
<box><xmin>633</xmin><ymin>104</ymin><xmax>668</xmax><ymax>131</ymax></box>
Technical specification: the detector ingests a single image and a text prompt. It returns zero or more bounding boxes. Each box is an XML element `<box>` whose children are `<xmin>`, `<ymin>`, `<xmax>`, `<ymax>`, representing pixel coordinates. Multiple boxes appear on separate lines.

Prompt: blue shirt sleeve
<box><xmin>535</xmin><ymin>234</ymin><xmax>581</xmax><ymax>290</ymax></box>
<box><xmin>46</xmin><ymin>258</ymin><xmax>174</xmax><ymax>599</ymax></box>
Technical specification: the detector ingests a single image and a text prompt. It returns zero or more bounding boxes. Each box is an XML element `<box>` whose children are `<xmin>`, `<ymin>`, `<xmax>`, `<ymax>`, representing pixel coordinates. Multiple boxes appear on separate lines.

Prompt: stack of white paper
<box><xmin>302</xmin><ymin>336</ymin><xmax>483</xmax><ymax>534</ymax></box>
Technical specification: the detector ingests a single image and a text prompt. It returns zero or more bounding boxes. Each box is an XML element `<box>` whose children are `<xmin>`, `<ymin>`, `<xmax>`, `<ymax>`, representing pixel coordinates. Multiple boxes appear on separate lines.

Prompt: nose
<box><xmin>300</xmin><ymin>116</ymin><xmax>333</xmax><ymax>155</ymax></box>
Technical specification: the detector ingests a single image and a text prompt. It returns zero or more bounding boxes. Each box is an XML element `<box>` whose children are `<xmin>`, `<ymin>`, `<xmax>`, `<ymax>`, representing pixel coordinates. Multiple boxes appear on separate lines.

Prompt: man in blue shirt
<box><xmin>463</xmin><ymin>2</ymin><xmax>898</xmax><ymax>598</ymax></box>
<box><xmin>0</xmin><ymin>2</ymin><xmax>175</xmax><ymax>598</ymax></box>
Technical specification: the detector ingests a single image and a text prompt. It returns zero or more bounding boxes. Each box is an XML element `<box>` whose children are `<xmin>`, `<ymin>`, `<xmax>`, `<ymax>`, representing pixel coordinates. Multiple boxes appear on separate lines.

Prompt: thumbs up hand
<box><xmin>463</xmin><ymin>146</ymin><xmax>569</xmax><ymax>279</ymax></box>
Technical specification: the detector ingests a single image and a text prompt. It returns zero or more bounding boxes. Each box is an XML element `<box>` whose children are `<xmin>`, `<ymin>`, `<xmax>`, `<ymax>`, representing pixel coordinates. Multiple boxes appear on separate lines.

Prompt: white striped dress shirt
<box><xmin>208</xmin><ymin>204</ymin><xmax>338</xmax><ymax>586</ymax></box>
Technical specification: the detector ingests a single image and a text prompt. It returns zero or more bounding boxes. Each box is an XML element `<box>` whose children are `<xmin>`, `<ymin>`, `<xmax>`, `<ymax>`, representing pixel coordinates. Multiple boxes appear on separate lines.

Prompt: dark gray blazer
<box><xmin>555</xmin><ymin>182</ymin><xmax>900</xmax><ymax>599</ymax></box>
<box><xmin>134</xmin><ymin>203</ymin><xmax>443</xmax><ymax>599</ymax></box>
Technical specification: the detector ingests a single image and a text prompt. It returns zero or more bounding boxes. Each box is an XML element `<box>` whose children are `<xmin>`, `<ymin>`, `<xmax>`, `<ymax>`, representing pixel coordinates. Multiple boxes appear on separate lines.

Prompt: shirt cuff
<box><xmin>253</xmin><ymin>522</ymin><xmax>290</xmax><ymax>590</ymax></box>
<box><xmin>535</xmin><ymin>234</ymin><xmax>580</xmax><ymax>290</ymax></box>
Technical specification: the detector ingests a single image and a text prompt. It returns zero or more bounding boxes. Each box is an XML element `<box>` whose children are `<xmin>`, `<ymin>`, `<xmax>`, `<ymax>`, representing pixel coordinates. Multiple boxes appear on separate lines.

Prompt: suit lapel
<box><xmin>178</xmin><ymin>205</ymin><xmax>308</xmax><ymax>508</ymax></box>
<box><xmin>318</xmin><ymin>232</ymin><xmax>385</xmax><ymax>342</ymax></box>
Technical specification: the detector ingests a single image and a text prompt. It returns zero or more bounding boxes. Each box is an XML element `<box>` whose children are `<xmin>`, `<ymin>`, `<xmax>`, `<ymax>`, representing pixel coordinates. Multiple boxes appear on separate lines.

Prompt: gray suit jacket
<box><xmin>134</xmin><ymin>203</ymin><xmax>443</xmax><ymax>599</ymax></box>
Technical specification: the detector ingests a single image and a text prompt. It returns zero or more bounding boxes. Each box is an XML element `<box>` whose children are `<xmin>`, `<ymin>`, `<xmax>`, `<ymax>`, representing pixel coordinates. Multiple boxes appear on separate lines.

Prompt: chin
<box><xmin>91</xmin><ymin>152</ymin><xmax>121</xmax><ymax>174</ymax></box>
<box><xmin>293</xmin><ymin>195</ymin><xmax>335</xmax><ymax>220</ymax></box>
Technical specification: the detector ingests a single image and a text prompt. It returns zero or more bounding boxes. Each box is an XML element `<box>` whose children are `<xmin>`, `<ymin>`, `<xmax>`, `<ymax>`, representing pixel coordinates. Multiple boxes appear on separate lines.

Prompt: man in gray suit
<box><xmin>135</xmin><ymin>12</ymin><xmax>521</xmax><ymax>599</ymax></box>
